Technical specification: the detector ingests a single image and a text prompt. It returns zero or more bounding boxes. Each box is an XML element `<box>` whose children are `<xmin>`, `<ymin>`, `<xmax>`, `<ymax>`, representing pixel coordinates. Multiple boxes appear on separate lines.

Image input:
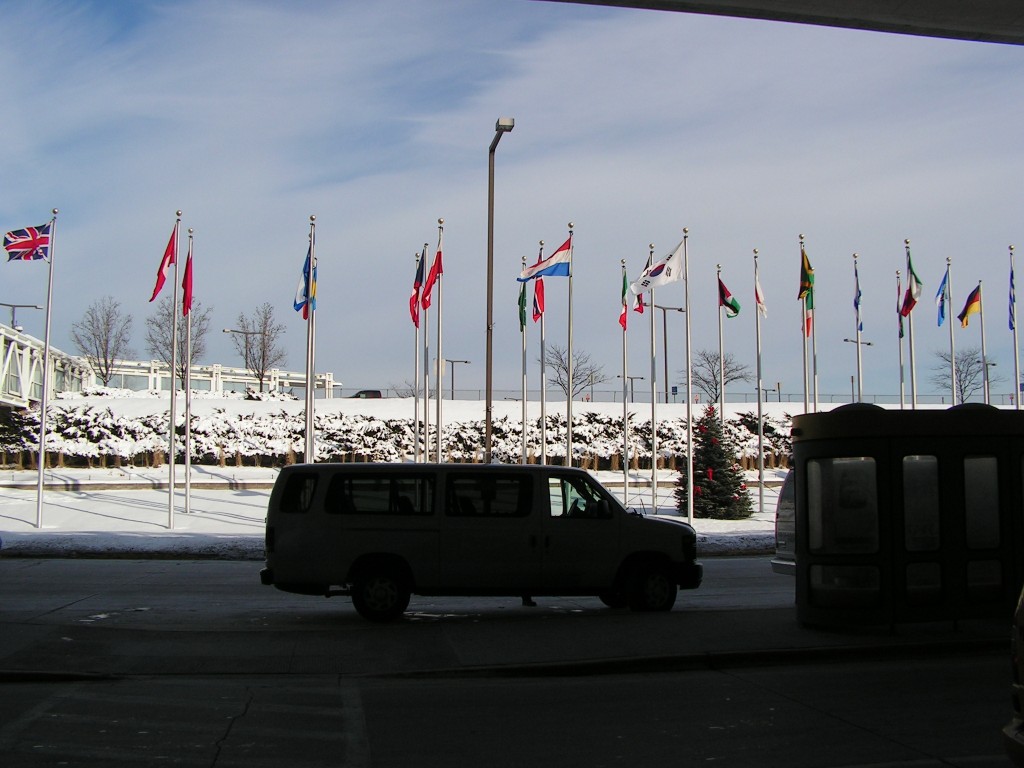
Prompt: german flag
<box><xmin>958</xmin><ymin>283</ymin><xmax>982</xmax><ymax>328</ymax></box>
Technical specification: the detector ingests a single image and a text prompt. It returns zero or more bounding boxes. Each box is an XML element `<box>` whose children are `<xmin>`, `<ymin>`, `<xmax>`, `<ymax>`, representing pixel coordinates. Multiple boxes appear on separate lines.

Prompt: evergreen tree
<box><xmin>675</xmin><ymin>405</ymin><xmax>753</xmax><ymax>519</ymax></box>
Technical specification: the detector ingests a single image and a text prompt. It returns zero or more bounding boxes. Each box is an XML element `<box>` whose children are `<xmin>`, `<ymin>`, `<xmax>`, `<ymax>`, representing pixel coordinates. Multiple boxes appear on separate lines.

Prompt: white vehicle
<box><xmin>261</xmin><ymin>463</ymin><xmax>703</xmax><ymax>621</ymax></box>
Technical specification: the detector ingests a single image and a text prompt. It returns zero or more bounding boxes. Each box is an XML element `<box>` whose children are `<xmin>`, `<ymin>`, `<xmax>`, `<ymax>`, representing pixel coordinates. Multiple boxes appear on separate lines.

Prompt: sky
<box><xmin>3</xmin><ymin>0</ymin><xmax>1024</xmax><ymax>403</ymax></box>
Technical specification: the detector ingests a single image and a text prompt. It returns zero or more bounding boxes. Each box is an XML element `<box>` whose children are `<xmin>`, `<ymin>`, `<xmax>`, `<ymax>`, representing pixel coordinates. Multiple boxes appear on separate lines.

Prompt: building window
<box><xmin>808</xmin><ymin>457</ymin><xmax>878</xmax><ymax>554</ymax></box>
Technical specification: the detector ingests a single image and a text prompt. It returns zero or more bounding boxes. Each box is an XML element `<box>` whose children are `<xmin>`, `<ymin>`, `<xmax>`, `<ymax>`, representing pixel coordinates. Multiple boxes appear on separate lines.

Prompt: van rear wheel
<box><xmin>628</xmin><ymin>564</ymin><xmax>678</xmax><ymax>612</ymax></box>
<box><xmin>351</xmin><ymin>569</ymin><xmax>411</xmax><ymax>622</ymax></box>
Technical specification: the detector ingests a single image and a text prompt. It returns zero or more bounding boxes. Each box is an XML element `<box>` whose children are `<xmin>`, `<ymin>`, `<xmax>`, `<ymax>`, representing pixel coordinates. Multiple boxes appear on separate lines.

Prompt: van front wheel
<box><xmin>628</xmin><ymin>564</ymin><xmax>678</xmax><ymax>612</ymax></box>
<box><xmin>351</xmin><ymin>570</ymin><xmax>411</xmax><ymax>622</ymax></box>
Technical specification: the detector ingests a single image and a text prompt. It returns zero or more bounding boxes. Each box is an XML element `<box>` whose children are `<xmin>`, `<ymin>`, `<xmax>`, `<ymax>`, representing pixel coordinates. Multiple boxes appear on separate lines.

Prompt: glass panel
<box><xmin>903</xmin><ymin>455</ymin><xmax>940</xmax><ymax>551</ymax></box>
<box><xmin>964</xmin><ymin>456</ymin><xmax>1000</xmax><ymax>549</ymax></box>
<box><xmin>809</xmin><ymin>565</ymin><xmax>880</xmax><ymax>607</ymax></box>
<box><xmin>967</xmin><ymin>560</ymin><xmax>1002</xmax><ymax>602</ymax></box>
<box><xmin>446</xmin><ymin>474</ymin><xmax>532</xmax><ymax>518</ymax></box>
<box><xmin>808</xmin><ymin>457</ymin><xmax>878</xmax><ymax>554</ymax></box>
<box><xmin>905</xmin><ymin>562</ymin><xmax>942</xmax><ymax>605</ymax></box>
<box><xmin>547</xmin><ymin>475</ymin><xmax>612</xmax><ymax>519</ymax></box>
<box><xmin>324</xmin><ymin>474</ymin><xmax>433</xmax><ymax>516</ymax></box>
<box><xmin>280</xmin><ymin>473</ymin><xmax>317</xmax><ymax>514</ymax></box>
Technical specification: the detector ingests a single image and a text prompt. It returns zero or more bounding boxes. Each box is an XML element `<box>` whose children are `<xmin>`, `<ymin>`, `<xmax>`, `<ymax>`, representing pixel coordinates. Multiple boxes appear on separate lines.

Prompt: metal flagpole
<box><xmin>683</xmin><ymin>229</ymin><xmax>693</xmax><ymax>524</ymax></box>
<box><xmin>754</xmin><ymin>249</ymin><xmax>765</xmax><ymax>520</ymax></box>
<box><xmin>649</xmin><ymin>271</ymin><xmax>657</xmax><ymax>517</ymax></box>
<box><xmin>167</xmin><ymin>211</ymin><xmax>181</xmax><ymax>530</ymax></box>
<box><xmin>413</xmin><ymin>251</ymin><xmax>422</xmax><ymax>462</ymax></box>
<box><xmin>304</xmin><ymin>215</ymin><xmax>316</xmax><ymax>463</ymax></box>
<box><xmin>854</xmin><ymin>253</ymin><xmax>863</xmax><ymax>402</ymax></box>
<box><xmin>434</xmin><ymin>219</ymin><xmax>444</xmax><ymax>463</ymax></box>
<box><xmin>521</xmin><ymin>256</ymin><xmax>528</xmax><ymax>464</ymax></box>
<box><xmin>811</xmin><ymin>287</ymin><xmax>819</xmax><ymax>413</ymax></box>
<box><xmin>539</xmin><ymin>242</ymin><xmax>547</xmax><ymax>465</ymax></box>
<box><xmin>716</xmin><ymin>264</ymin><xmax>725</xmax><ymax>422</ymax></box>
<box><xmin>946</xmin><ymin>260</ymin><xmax>957</xmax><ymax>405</ymax></box>
<box><xmin>621</xmin><ymin>259</ymin><xmax>630</xmax><ymax>505</ymax></box>
<box><xmin>906</xmin><ymin>240</ymin><xmax>918</xmax><ymax>409</ymax></box>
<box><xmin>897</xmin><ymin>271</ymin><xmax>906</xmax><ymax>409</ymax></box>
<box><xmin>980</xmin><ymin>281</ymin><xmax>990</xmax><ymax>404</ymax></box>
<box><xmin>184</xmin><ymin>229</ymin><xmax>193</xmax><ymax>515</ymax></box>
<box><xmin>565</xmin><ymin>223</ymin><xmax>574</xmax><ymax>468</ymax></box>
<box><xmin>34</xmin><ymin>209</ymin><xmax>58</xmax><ymax>529</ymax></box>
<box><xmin>421</xmin><ymin>243</ymin><xmax>431</xmax><ymax>463</ymax></box>
<box><xmin>1012</xmin><ymin>246</ymin><xmax>1020</xmax><ymax>410</ymax></box>
<box><xmin>800</xmin><ymin>235</ymin><xmax>809</xmax><ymax>414</ymax></box>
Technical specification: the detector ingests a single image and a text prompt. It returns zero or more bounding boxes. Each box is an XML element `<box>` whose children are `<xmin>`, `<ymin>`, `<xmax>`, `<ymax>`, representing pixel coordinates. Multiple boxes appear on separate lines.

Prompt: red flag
<box><xmin>150</xmin><ymin>225</ymin><xmax>177</xmax><ymax>302</ymax></box>
<box><xmin>181</xmin><ymin>238</ymin><xmax>193</xmax><ymax>316</ymax></box>
<box><xmin>421</xmin><ymin>228</ymin><xmax>443</xmax><ymax>310</ymax></box>
<box><xmin>532</xmin><ymin>277</ymin><xmax>545</xmax><ymax>322</ymax></box>
<box><xmin>409</xmin><ymin>254</ymin><xmax>425</xmax><ymax>328</ymax></box>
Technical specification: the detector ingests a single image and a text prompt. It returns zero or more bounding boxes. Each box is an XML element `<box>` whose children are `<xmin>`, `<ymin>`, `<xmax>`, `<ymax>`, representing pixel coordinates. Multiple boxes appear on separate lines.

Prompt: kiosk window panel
<box><xmin>964</xmin><ymin>456</ymin><xmax>1000</xmax><ymax>549</ymax></box>
<box><xmin>807</xmin><ymin>457</ymin><xmax>879</xmax><ymax>554</ymax></box>
<box><xmin>902</xmin><ymin>455</ymin><xmax>940</xmax><ymax>552</ymax></box>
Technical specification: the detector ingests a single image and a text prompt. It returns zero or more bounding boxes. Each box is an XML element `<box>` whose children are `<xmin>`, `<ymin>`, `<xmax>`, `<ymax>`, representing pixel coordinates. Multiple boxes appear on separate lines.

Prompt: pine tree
<box><xmin>675</xmin><ymin>405</ymin><xmax>753</xmax><ymax>519</ymax></box>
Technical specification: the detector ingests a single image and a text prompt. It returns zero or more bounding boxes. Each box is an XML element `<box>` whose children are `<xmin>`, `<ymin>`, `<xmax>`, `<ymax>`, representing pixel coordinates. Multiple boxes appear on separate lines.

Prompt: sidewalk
<box><xmin>0</xmin><ymin>466</ymin><xmax>779</xmax><ymax>559</ymax></box>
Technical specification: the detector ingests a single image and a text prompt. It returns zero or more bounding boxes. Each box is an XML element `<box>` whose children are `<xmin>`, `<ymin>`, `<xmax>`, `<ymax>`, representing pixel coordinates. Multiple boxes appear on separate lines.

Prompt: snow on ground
<box><xmin>0</xmin><ymin>464</ymin><xmax>782</xmax><ymax>559</ymax></box>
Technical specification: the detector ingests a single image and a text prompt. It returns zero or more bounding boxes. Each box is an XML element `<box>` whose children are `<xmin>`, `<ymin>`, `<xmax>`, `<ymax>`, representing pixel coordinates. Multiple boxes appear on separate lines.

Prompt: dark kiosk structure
<box><xmin>791</xmin><ymin>403</ymin><xmax>1024</xmax><ymax>627</ymax></box>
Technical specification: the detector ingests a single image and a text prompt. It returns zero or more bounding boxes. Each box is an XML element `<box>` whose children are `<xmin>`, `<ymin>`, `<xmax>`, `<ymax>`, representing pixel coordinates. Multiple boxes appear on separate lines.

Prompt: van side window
<box><xmin>549</xmin><ymin>476</ymin><xmax>611</xmax><ymax>519</ymax></box>
<box><xmin>446</xmin><ymin>474</ymin><xmax>532</xmax><ymax>518</ymax></box>
<box><xmin>280</xmin><ymin>473</ymin><xmax>317</xmax><ymax>514</ymax></box>
<box><xmin>324</xmin><ymin>474</ymin><xmax>434</xmax><ymax>516</ymax></box>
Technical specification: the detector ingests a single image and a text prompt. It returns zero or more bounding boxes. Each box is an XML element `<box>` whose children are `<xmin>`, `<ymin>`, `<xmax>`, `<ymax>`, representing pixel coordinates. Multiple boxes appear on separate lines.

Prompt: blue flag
<box><xmin>936</xmin><ymin>267</ymin><xmax>949</xmax><ymax>327</ymax></box>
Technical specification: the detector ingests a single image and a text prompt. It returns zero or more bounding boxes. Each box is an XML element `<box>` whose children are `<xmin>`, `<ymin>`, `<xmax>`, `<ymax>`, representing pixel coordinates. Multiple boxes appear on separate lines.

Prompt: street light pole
<box><xmin>652</xmin><ymin>304</ymin><xmax>684</xmax><ymax>404</ymax></box>
<box><xmin>445</xmin><ymin>359</ymin><xmax>470</xmax><ymax>400</ymax></box>
<box><xmin>485</xmin><ymin>117</ymin><xmax>514</xmax><ymax>464</ymax></box>
<box><xmin>0</xmin><ymin>302</ymin><xmax>43</xmax><ymax>332</ymax></box>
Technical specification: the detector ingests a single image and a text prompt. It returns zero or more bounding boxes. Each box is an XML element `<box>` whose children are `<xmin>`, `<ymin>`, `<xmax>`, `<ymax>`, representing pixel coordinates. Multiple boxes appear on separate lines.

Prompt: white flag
<box><xmin>629</xmin><ymin>237</ymin><xmax>685</xmax><ymax>295</ymax></box>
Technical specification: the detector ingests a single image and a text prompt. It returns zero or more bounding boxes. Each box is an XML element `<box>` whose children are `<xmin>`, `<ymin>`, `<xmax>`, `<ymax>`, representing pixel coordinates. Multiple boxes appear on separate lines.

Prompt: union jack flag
<box><xmin>4</xmin><ymin>223</ymin><xmax>51</xmax><ymax>261</ymax></box>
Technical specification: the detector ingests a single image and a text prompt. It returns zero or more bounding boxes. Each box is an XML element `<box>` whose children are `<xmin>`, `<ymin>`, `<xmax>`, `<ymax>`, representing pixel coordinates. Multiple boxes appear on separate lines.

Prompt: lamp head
<box><xmin>495</xmin><ymin>117</ymin><xmax>515</xmax><ymax>132</ymax></box>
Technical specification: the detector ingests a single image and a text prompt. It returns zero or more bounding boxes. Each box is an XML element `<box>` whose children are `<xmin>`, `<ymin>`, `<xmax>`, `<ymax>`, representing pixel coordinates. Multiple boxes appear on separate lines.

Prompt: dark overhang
<box><xmin>543</xmin><ymin>1</ymin><xmax>1024</xmax><ymax>45</ymax></box>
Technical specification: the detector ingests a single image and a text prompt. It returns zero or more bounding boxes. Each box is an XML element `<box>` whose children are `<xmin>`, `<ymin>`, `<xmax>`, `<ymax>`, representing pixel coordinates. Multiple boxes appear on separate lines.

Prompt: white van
<box><xmin>770</xmin><ymin>469</ymin><xmax>796</xmax><ymax>575</ymax></box>
<box><xmin>260</xmin><ymin>463</ymin><xmax>703</xmax><ymax>621</ymax></box>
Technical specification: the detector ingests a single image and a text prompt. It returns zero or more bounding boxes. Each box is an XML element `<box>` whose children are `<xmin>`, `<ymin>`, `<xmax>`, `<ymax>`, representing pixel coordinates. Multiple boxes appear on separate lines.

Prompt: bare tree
<box><xmin>230</xmin><ymin>303</ymin><xmax>287</xmax><ymax>392</ymax></box>
<box><xmin>681</xmin><ymin>349</ymin><xmax>753</xmax><ymax>402</ymax></box>
<box><xmin>144</xmin><ymin>296</ymin><xmax>212</xmax><ymax>387</ymax></box>
<box><xmin>70</xmin><ymin>296</ymin><xmax>134</xmax><ymax>386</ymax></box>
<box><xmin>929</xmin><ymin>346</ymin><xmax>1004</xmax><ymax>403</ymax></box>
<box><xmin>540</xmin><ymin>344</ymin><xmax>609</xmax><ymax>398</ymax></box>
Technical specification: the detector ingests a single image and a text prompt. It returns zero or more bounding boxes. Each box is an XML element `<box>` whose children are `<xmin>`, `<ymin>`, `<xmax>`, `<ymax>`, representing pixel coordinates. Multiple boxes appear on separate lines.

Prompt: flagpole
<box><xmin>184</xmin><ymin>229</ymin><xmax>193</xmax><ymax>515</ymax></box>
<box><xmin>716</xmin><ymin>264</ymin><xmax>725</xmax><ymax>422</ymax></box>
<box><xmin>683</xmin><ymin>229</ymin><xmax>693</xmax><ymax>524</ymax></box>
<box><xmin>1012</xmin><ymin>246</ymin><xmax>1020</xmax><ymax>410</ymax></box>
<box><xmin>434</xmin><ymin>219</ymin><xmax>444</xmax><ymax>463</ymax></box>
<box><xmin>413</xmin><ymin>251</ymin><xmax>422</xmax><ymax>463</ymax></box>
<box><xmin>304</xmin><ymin>215</ymin><xmax>316</xmax><ymax>463</ymax></box>
<box><xmin>540</xmin><ymin>243</ymin><xmax>548</xmax><ymax>466</ymax></box>
<box><xmin>649</xmin><ymin>268</ymin><xmax>658</xmax><ymax>518</ymax></box>
<box><xmin>754</xmin><ymin>249</ymin><xmax>764</xmax><ymax>519</ymax></box>
<box><xmin>811</xmin><ymin>285</ymin><xmax>819</xmax><ymax>413</ymax></box>
<box><xmin>620</xmin><ymin>259</ymin><xmax>630</xmax><ymax>505</ymax></box>
<box><xmin>167</xmin><ymin>212</ymin><xmax>181</xmax><ymax>529</ymax></box>
<box><xmin>520</xmin><ymin>255</ymin><xmax>528</xmax><ymax>464</ymax></box>
<box><xmin>854</xmin><ymin>253</ymin><xmax>863</xmax><ymax>402</ymax></box>
<box><xmin>897</xmin><ymin>270</ymin><xmax>905</xmax><ymax>409</ymax></box>
<box><xmin>421</xmin><ymin>243</ymin><xmax>431</xmax><ymax>463</ymax></box>
<box><xmin>34</xmin><ymin>209</ymin><xmax>58</xmax><ymax>529</ymax></box>
<box><xmin>905</xmin><ymin>240</ymin><xmax>918</xmax><ymax>409</ymax></box>
<box><xmin>799</xmin><ymin>235</ymin><xmax>809</xmax><ymax>414</ymax></box>
<box><xmin>565</xmin><ymin>222</ymin><xmax>574</xmax><ymax>469</ymax></box>
<box><xmin>945</xmin><ymin>260</ymin><xmax>956</xmax><ymax>405</ymax></box>
<box><xmin>980</xmin><ymin>281</ymin><xmax>990</xmax><ymax>404</ymax></box>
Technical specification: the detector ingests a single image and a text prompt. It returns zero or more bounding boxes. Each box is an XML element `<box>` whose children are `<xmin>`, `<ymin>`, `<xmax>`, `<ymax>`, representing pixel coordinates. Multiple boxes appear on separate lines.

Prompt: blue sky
<box><xmin>3</xmin><ymin>0</ymin><xmax>1024</xmax><ymax>402</ymax></box>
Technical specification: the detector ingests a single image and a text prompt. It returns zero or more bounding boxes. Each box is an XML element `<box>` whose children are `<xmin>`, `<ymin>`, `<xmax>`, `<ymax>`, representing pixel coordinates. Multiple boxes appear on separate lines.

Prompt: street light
<box><xmin>652</xmin><ymin>304</ymin><xmax>685</xmax><ymax>403</ymax></box>
<box><xmin>485</xmin><ymin>116</ymin><xmax>514</xmax><ymax>464</ymax></box>
<box><xmin>444</xmin><ymin>359</ymin><xmax>470</xmax><ymax>400</ymax></box>
<box><xmin>617</xmin><ymin>374</ymin><xmax>644</xmax><ymax>402</ymax></box>
<box><xmin>0</xmin><ymin>302</ymin><xmax>43</xmax><ymax>333</ymax></box>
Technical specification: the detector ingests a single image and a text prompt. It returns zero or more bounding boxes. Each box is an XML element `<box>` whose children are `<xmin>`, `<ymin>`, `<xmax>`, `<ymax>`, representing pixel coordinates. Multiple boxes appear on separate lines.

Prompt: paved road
<box><xmin>0</xmin><ymin>557</ymin><xmax>1010</xmax><ymax>766</ymax></box>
